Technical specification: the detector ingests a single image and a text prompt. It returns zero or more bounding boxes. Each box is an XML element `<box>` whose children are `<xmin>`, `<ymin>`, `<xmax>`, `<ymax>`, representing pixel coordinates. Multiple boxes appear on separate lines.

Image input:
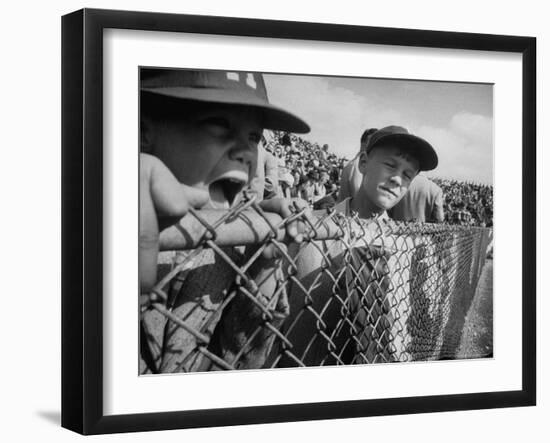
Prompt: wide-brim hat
<box><xmin>366</xmin><ymin>125</ymin><xmax>438</xmax><ymax>171</ymax></box>
<box><xmin>141</xmin><ymin>68</ymin><xmax>310</xmax><ymax>134</ymax></box>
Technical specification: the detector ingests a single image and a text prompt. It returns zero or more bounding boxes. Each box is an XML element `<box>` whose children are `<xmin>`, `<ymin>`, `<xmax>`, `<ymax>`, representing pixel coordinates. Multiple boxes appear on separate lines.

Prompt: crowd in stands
<box><xmin>262</xmin><ymin>130</ymin><xmax>346</xmax><ymax>207</ymax></box>
<box><xmin>262</xmin><ymin>131</ymin><xmax>493</xmax><ymax>228</ymax></box>
<box><xmin>430</xmin><ymin>178</ymin><xmax>493</xmax><ymax>227</ymax></box>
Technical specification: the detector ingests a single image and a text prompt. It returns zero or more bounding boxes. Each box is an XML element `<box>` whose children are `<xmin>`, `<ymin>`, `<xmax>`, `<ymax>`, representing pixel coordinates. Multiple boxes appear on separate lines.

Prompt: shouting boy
<box><xmin>139</xmin><ymin>68</ymin><xmax>310</xmax><ymax>373</ymax></box>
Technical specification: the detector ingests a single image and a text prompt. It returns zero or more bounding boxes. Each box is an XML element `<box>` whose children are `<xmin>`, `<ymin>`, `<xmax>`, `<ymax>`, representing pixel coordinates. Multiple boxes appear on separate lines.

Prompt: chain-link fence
<box><xmin>140</xmin><ymin>195</ymin><xmax>492</xmax><ymax>374</ymax></box>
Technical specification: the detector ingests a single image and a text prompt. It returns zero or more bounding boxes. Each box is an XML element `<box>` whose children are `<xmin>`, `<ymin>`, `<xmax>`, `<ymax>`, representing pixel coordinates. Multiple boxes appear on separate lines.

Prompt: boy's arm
<box><xmin>211</xmin><ymin>196</ymin><xmax>311</xmax><ymax>369</ymax></box>
<box><xmin>263</xmin><ymin>150</ymin><xmax>280</xmax><ymax>199</ymax></box>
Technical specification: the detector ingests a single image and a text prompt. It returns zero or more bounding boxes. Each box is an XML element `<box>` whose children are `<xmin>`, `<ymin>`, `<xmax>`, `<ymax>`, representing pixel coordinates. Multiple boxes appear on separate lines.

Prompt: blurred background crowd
<box><xmin>258</xmin><ymin>130</ymin><xmax>493</xmax><ymax>227</ymax></box>
<box><xmin>430</xmin><ymin>178</ymin><xmax>493</xmax><ymax>227</ymax></box>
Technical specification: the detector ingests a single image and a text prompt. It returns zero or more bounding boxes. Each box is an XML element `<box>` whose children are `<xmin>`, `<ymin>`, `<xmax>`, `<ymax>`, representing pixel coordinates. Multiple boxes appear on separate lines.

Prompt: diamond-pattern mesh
<box><xmin>140</xmin><ymin>195</ymin><xmax>492</xmax><ymax>373</ymax></box>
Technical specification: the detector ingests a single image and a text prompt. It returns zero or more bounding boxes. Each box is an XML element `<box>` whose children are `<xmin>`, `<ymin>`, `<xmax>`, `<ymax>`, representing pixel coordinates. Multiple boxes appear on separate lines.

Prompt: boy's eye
<box><xmin>199</xmin><ymin>117</ymin><xmax>231</xmax><ymax>136</ymax></box>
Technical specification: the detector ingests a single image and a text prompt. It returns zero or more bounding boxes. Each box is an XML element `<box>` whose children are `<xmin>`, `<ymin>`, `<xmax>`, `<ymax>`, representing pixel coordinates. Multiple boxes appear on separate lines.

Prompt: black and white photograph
<box><xmin>138</xmin><ymin>67</ymin><xmax>494</xmax><ymax>374</ymax></box>
<box><xmin>56</xmin><ymin>5</ymin><xmax>538</xmax><ymax>436</ymax></box>
<box><xmin>2</xmin><ymin>0</ymin><xmax>548</xmax><ymax>438</ymax></box>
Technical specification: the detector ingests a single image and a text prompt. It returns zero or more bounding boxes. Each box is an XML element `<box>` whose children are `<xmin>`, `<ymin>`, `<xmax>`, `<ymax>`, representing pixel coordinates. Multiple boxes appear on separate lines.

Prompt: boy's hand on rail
<box><xmin>257</xmin><ymin>197</ymin><xmax>311</xmax><ymax>259</ymax></box>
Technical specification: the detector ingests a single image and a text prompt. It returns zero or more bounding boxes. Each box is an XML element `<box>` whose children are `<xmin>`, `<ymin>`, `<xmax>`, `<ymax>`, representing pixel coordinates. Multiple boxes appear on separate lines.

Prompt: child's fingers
<box><xmin>261</xmin><ymin>244</ymin><xmax>281</xmax><ymax>260</ymax></box>
<box><xmin>275</xmin><ymin>200</ymin><xmax>298</xmax><ymax>240</ymax></box>
<box><xmin>258</xmin><ymin>197</ymin><xmax>310</xmax><ymax>243</ymax></box>
<box><xmin>139</xmin><ymin>154</ymin><xmax>209</xmax><ymax>295</ymax></box>
<box><xmin>264</xmin><ymin>198</ymin><xmax>299</xmax><ymax>242</ymax></box>
<box><xmin>144</xmin><ymin>155</ymin><xmax>209</xmax><ymax>216</ymax></box>
<box><xmin>287</xmin><ymin>199</ymin><xmax>310</xmax><ymax>243</ymax></box>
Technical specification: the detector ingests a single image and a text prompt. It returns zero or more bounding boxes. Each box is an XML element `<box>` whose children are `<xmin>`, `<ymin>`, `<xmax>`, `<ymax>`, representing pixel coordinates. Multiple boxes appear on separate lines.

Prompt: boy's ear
<box><xmin>140</xmin><ymin>116</ymin><xmax>155</xmax><ymax>154</ymax></box>
<box><xmin>358</xmin><ymin>151</ymin><xmax>369</xmax><ymax>174</ymax></box>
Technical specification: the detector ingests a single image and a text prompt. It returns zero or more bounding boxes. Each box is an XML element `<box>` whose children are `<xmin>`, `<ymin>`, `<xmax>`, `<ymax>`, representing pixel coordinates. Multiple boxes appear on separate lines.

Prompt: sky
<box><xmin>265</xmin><ymin>73</ymin><xmax>494</xmax><ymax>185</ymax></box>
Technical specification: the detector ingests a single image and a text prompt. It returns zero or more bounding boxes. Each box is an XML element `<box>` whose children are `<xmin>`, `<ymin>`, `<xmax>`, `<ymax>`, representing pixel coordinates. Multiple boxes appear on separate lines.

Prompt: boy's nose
<box><xmin>228</xmin><ymin>138</ymin><xmax>256</xmax><ymax>165</ymax></box>
<box><xmin>388</xmin><ymin>174</ymin><xmax>402</xmax><ymax>187</ymax></box>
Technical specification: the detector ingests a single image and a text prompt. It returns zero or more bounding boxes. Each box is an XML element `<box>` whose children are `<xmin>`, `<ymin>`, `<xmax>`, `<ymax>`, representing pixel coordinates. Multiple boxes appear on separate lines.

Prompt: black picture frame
<box><xmin>61</xmin><ymin>8</ymin><xmax>536</xmax><ymax>435</ymax></box>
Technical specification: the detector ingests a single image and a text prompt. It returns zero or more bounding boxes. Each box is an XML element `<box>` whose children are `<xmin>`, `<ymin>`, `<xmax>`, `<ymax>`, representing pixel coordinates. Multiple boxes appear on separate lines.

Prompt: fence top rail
<box><xmin>158</xmin><ymin>207</ymin><xmax>493</xmax><ymax>251</ymax></box>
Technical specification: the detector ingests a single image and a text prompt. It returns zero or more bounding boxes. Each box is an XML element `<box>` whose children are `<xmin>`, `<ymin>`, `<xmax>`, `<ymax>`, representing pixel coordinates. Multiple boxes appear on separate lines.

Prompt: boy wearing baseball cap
<box><xmin>279</xmin><ymin>126</ymin><xmax>439</xmax><ymax>367</ymax></box>
<box><xmin>340</xmin><ymin>125</ymin><xmax>438</xmax><ymax>218</ymax></box>
<box><xmin>139</xmin><ymin>68</ymin><xmax>310</xmax><ymax>373</ymax></box>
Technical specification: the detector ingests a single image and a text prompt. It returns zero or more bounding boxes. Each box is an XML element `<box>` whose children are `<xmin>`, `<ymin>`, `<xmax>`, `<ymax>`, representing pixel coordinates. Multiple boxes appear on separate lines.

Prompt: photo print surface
<box><xmin>138</xmin><ymin>67</ymin><xmax>493</xmax><ymax>375</ymax></box>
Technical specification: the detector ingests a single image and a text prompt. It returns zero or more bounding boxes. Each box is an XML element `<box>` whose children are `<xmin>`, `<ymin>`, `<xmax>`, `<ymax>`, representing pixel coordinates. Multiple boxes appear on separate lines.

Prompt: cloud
<box><xmin>266</xmin><ymin>75</ymin><xmax>403</xmax><ymax>158</ymax></box>
<box><xmin>450</xmin><ymin>112</ymin><xmax>493</xmax><ymax>145</ymax></box>
<box><xmin>266</xmin><ymin>75</ymin><xmax>493</xmax><ymax>184</ymax></box>
<box><xmin>417</xmin><ymin>112</ymin><xmax>493</xmax><ymax>184</ymax></box>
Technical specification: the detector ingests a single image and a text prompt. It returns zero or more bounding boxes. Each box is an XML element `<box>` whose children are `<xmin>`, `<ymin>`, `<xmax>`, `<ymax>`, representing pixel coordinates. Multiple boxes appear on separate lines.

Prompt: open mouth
<box><xmin>208</xmin><ymin>177</ymin><xmax>247</xmax><ymax>209</ymax></box>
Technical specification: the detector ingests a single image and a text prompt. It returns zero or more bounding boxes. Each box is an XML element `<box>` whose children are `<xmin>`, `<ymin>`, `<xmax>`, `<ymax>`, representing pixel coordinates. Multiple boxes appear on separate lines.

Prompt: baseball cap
<box><xmin>140</xmin><ymin>68</ymin><xmax>310</xmax><ymax>134</ymax></box>
<box><xmin>360</xmin><ymin>127</ymin><xmax>378</xmax><ymax>144</ymax></box>
<box><xmin>366</xmin><ymin>125</ymin><xmax>438</xmax><ymax>171</ymax></box>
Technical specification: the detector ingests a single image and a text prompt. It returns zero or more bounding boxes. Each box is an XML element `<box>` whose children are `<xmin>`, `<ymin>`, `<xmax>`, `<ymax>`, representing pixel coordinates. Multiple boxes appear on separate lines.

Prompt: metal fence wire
<box><xmin>140</xmin><ymin>194</ymin><xmax>492</xmax><ymax>374</ymax></box>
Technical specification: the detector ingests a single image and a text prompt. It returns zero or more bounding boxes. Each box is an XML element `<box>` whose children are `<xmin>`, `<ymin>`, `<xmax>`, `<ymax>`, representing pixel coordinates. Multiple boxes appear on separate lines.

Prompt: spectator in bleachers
<box><xmin>337</xmin><ymin>128</ymin><xmax>378</xmax><ymax>203</ymax></box>
<box><xmin>389</xmin><ymin>175</ymin><xmax>445</xmax><ymax>223</ymax></box>
<box><xmin>249</xmin><ymin>144</ymin><xmax>279</xmax><ymax>201</ymax></box>
<box><xmin>298</xmin><ymin>171</ymin><xmax>317</xmax><ymax>204</ymax></box>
